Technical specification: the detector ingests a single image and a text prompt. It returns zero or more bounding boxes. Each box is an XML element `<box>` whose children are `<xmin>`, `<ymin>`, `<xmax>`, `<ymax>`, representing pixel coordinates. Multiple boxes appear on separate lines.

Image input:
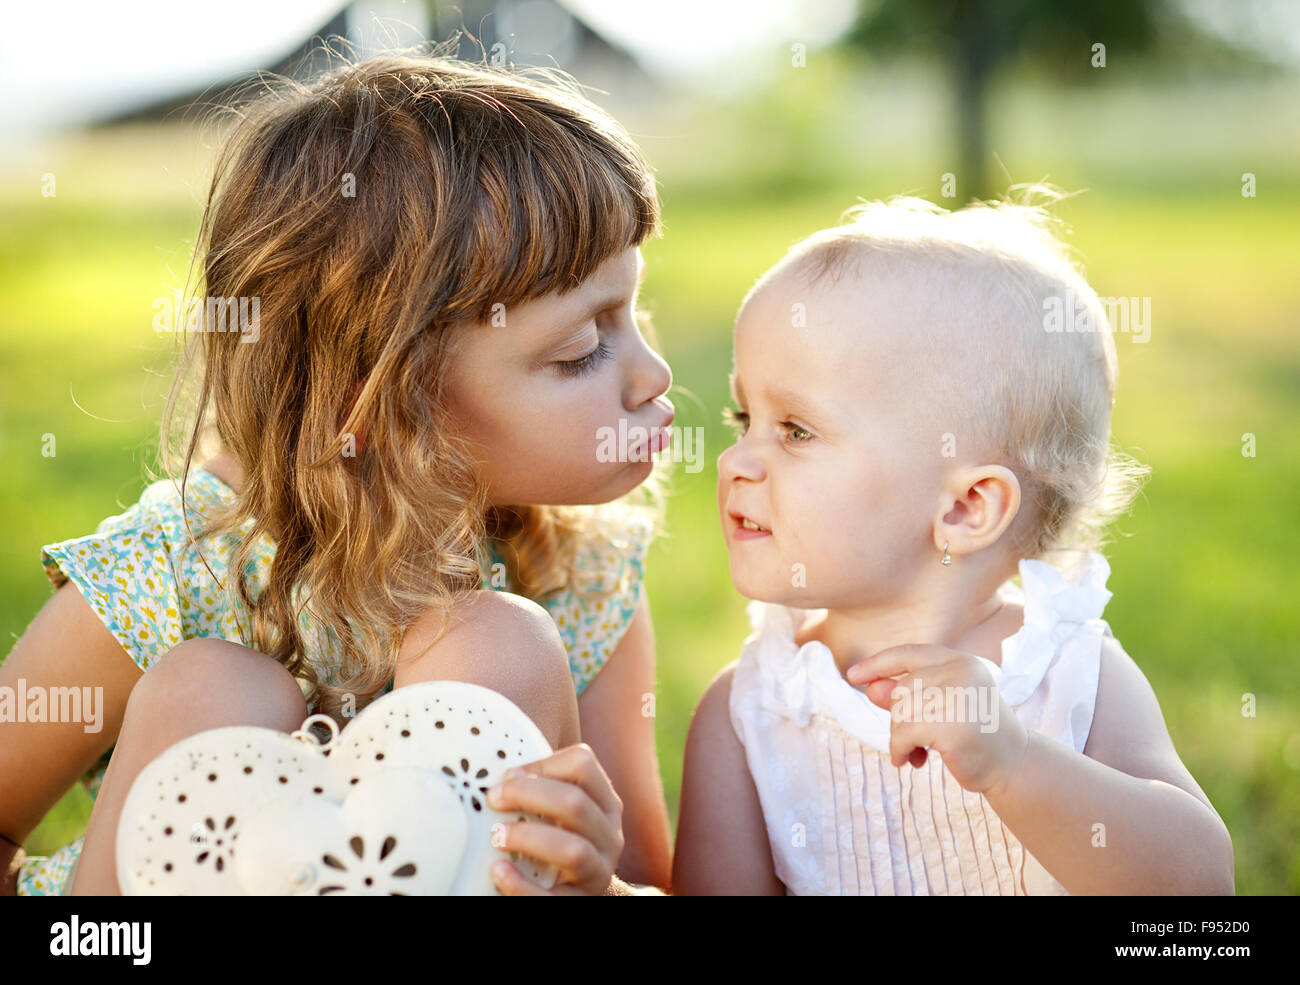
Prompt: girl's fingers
<box><xmin>494</xmin><ymin>819</ymin><xmax>609</xmax><ymax>892</ymax></box>
<box><xmin>486</xmin><ymin>742</ymin><xmax>625</xmax><ymax>895</ymax></box>
<box><xmin>491</xmin><ymin>860</ymin><xmax>590</xmax><ymax>897</ymax></box>
<box><xmin>491</xmin><ymin>860</ymin><xmax>551</xmax><ymax>897</ymax></box>
<box><xmin>511</xmin><ymin>743</ymin><xmax>622</xmax><ymax>817</ymax></box>
<box><xmin>488</xmin><ymin>774</ymin><xmax>613</xmax><ymax>849</ymax></box>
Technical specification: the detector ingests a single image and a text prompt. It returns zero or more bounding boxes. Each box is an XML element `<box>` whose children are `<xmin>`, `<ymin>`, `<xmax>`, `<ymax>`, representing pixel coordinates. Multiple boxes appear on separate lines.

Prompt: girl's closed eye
<box><xmin>723</xmin><ymin>405</ymin><xmax>813</xmax><ymax>444</ymax></box>
<box><xmin>555</xmin><ymin>337</ymin><xmax>613</xmax><ymax>378</ymax></box>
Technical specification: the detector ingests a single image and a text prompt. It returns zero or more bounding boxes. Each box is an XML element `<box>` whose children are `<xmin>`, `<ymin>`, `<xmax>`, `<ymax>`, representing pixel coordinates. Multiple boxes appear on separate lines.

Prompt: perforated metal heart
<box><xmin>115</xmin><ymin>726</ymin><xmax>339</xmax><ymax>894</ymax></box>
<box><xmin>325</xmin><ymin>680</ymin><xmax>558</xmax><ymax>894</ymax></box>
<box><xmin>234</xmin><ymin>768</ymin><xmax>467</xmax><ymax>895</ymax></box>
<box><xmin>115</xmin><ymin>681</ymin><xmax>557</xmax><ymax>895</ymax></box>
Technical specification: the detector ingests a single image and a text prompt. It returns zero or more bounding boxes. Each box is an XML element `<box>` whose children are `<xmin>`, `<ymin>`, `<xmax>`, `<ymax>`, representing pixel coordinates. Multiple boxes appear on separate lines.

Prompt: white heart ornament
<box><xmin>234</xmin><ymin>768</ymin><xmax>467</xmax><ymax>895</ymax></box>
<box><xmin>114</xmin><ymin>725</ymin><xmax>340</xmax><ymax>895</ymax></box>
<box><xmin>319</xmin><ymin>679</ymin><xmax>559</xmax><ymax>894</ymax></box>
<box><xmin>115</xmin><ymin>680</ymin><xmax>557</xmax><ymax>895</ymax></box>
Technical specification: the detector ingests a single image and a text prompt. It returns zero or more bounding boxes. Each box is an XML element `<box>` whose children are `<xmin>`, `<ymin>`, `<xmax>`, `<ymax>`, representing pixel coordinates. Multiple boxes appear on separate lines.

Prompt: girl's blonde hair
<box><xmin>160</xmin><ymin>52</ymin><xmax>666</xmax><ymax>720</ymax></box>
<box><xmin>759</xmin><ymin>185</ymin><xmax>1148</xmax><ymax>566</ymax></box>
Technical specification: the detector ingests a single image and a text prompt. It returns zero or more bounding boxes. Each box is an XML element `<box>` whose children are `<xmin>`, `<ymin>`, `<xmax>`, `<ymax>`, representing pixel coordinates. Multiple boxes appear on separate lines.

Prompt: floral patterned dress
<box><xmin>17</xmin><ymin>468</ymin><xmax>653</xmax><ymax>895</ymax></box>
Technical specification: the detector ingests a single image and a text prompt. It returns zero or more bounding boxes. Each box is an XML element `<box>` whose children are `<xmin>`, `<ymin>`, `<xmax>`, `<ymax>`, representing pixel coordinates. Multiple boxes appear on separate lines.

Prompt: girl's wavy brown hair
<box><xmin>159</xmin><ymin>52</ymin><xmax>667</xmax><ymax>721</ymax></box>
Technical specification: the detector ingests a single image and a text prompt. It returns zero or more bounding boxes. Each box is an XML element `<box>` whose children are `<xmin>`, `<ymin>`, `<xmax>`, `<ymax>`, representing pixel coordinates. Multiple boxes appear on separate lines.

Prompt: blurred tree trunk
<box><xmin>954</xmin><ymin>0</ymin><xmax>994</xmax><ymax>202</ymax></box>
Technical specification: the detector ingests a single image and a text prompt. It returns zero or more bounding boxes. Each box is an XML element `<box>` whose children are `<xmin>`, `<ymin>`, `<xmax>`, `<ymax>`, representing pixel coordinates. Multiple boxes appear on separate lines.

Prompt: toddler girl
<box><xmin>674</xmin><ymin>191</ymin><xmax>1234</xmax><ymax>895</ymax></box>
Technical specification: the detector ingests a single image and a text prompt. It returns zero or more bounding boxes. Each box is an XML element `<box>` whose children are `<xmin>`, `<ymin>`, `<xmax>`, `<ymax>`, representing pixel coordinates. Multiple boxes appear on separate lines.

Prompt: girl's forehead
<box><xmin>531</xmin><ymin>246</ymin><xmax>641</xmax><ymax>325</ymax></box>
<box><xmin>452</xmin><ymin>246</ymin><xmax>642</xmax><ymax>363</ymax></box>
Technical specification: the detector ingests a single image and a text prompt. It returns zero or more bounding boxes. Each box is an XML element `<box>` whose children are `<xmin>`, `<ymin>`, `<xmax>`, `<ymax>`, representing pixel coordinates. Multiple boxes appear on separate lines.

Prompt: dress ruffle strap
<box><xmin>741</xmin><ymin>551</ymin><xmax>1113</xmax><ymax>756</ymax></box>
<box><xmin>993</xmin><ymin>552</ymin><xmax>1112</xmax><ymax>706</ymax></box>
<box><xmin>744</xmin><ymin>600</ymin><xmax>896</xmax><ymax>754</ymax></box>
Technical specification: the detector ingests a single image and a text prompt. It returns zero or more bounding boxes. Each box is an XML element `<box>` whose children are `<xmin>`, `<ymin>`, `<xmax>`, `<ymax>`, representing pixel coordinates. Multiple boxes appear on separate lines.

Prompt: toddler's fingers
<box><xmin>846</xmin><ymin>643</ymin><xmax>956</xmax><ymax>684</ymax></box>
<box><xmin>862</xmin><ymin>677</ymin><xmax>898</xmax><ymax>709</ymax></box>
<box><xmin>888</xmin><ymin>720</ymin><xmax>930</xmax><ymax>770</ymax></box>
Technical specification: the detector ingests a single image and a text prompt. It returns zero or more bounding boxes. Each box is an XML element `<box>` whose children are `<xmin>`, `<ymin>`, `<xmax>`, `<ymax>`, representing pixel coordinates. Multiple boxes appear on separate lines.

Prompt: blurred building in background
<box><xmin>105</xmin><ymin>0</ymin><xmax>658</xmax><ymax>127</ymax></box>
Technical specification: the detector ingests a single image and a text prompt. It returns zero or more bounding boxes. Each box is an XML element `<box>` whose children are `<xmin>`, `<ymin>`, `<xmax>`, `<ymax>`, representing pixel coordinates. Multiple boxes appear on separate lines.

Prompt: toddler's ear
<box><xmin>934</xmin><ymin>465</ymin><xmax>1021</xmax><ymax>558</ymax></box>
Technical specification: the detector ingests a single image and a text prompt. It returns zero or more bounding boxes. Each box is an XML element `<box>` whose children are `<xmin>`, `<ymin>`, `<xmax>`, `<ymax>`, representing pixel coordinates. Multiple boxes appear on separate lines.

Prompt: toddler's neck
<box><xmin>794</xmin><ymin>583</ymin><xmax>1024</xmax><ymax>681</ymax></box>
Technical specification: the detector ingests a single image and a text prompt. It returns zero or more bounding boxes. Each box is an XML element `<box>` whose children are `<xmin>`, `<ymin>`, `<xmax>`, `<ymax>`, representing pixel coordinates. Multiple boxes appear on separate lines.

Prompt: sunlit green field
<box><xmin>3</xmin><ymin>63</ymin><xmax>1297</xmax><ymax>894</ymax></box>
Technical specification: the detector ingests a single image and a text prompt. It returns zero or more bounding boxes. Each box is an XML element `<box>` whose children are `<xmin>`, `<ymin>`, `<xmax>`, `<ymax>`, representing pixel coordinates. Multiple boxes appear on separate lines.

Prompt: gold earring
<box><xmin>940</xmin><ymin>542</ymin><xmax>952</xmax><ymax>566</ymax></box>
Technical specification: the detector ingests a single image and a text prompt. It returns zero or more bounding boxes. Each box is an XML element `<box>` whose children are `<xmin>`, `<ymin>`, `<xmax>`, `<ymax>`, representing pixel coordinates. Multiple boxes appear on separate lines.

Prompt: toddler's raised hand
<box><xmin>847</xmin><ymin>645</ymin><xmax>1031</xmax><ymax>796</ymax></box>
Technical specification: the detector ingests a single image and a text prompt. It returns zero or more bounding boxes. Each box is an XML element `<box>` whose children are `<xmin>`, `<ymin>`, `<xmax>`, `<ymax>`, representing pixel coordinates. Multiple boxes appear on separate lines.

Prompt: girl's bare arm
<box><xmin>576</xmin><ymin>595</ymin><xmax>673</xmax><ymax>892</ymax></box>
<box><xmin>0</xmin><ymin>582</ymin><xmax>143</xmax><ymax>893</ymax></box>
<box><xmin>982</xmin><ymin>635</ymin><xmax>1235</xmax><ymax>895</ymax></box>
<box><xmin>672</xmin><ymin>661</ymin><xmax>785</xmax><ymax>895</ymax></box>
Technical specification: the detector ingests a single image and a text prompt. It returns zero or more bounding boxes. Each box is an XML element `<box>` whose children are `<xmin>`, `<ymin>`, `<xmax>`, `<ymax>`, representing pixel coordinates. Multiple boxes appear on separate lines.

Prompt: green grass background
<box><xmin>2</xmin><ymin>55</ymin><xmax>1297</xmax><ymax>893</ymax></box>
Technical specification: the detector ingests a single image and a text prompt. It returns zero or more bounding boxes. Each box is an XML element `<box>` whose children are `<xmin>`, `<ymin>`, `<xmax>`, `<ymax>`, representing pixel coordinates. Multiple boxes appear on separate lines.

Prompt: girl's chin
<box><xmin>509</xmin><ymin>460</ymin><xmax>655</xmax><ymax>506</ymax></box>
<box><xmin>606</xmin><ymin>457</ymin><xmax>656</xmax><ymax>495</ymax></box>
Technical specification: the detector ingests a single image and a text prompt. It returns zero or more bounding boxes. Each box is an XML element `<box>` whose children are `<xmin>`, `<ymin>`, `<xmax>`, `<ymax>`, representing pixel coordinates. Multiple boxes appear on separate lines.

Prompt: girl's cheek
<box><xmin>579</xmin><ymin>396</ymin><xmax>620</xmax><ymax>463</ymax></box>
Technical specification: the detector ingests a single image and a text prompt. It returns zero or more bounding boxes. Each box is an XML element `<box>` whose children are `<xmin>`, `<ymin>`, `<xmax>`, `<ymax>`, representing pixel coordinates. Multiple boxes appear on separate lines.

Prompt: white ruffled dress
<box><xmin>728</xmin><ymin>551</ymin><xmax>1115</xmax><ymax>895</ymax></box>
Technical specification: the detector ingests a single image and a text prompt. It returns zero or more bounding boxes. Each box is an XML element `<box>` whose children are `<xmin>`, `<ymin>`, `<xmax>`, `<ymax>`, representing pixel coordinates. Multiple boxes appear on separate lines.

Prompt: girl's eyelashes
<box><xmin>555</xmin><ymin>337</ymin><xmax>612</xmax><ymax>378</ymax></box>
<box><xmin>723</xmin><ymin>405</ymin><xmax>813</xmax><ymax>444</ymax></box>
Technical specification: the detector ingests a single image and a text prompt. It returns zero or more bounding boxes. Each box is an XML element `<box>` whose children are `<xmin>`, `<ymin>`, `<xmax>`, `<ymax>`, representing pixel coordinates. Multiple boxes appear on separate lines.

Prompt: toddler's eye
<box><xmin>555</xmin><ymin>338</ymin><xmax>612</xmax><ymax>378</ymax></box>
<box><xmin>722</xmin><ymin>405</ymin><xmax>749</xmax><ymax>435</ymax></box>
<box><xmin>782</xmin><ymin>422</ymin><xmax>813</xmax><ymax>443</ymax></box>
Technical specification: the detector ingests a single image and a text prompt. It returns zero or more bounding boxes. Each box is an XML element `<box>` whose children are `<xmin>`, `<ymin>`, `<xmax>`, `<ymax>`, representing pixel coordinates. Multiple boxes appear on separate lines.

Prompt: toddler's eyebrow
<box><xmin>730</xmin><ymin>372</ymin><xmax>834</xmax><ymax>424</ymax></box>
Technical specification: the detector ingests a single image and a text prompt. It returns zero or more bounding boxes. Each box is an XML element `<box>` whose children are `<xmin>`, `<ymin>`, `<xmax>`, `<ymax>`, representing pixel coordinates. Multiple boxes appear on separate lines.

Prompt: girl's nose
<box><xmin>627</xmin><ymin>330</ymin><xmax>672</xmax><ymax>409</ymax></box>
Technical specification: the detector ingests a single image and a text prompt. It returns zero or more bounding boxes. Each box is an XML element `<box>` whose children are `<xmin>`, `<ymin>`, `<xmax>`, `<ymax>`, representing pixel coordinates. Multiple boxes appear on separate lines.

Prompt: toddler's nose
<box><xmin>717</xmin><ymin>440</ymin><xmax>763</xmax><ymax>484</ymax></box>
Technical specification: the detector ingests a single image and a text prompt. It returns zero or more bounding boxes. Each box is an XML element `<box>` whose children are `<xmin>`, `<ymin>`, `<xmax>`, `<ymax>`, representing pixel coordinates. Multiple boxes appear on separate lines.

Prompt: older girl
<box><xmin>3</xmin><ymin>54</ymin><xmax>676</xmax><ymax>896</ymax></box>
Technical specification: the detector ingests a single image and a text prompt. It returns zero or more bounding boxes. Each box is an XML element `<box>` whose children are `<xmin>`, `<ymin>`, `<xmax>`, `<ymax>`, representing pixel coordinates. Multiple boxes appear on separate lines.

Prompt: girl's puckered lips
<box><xmin>629</xmin><ymin>408</ymin><xmax>674</xmax><ymax>457</ymax></box>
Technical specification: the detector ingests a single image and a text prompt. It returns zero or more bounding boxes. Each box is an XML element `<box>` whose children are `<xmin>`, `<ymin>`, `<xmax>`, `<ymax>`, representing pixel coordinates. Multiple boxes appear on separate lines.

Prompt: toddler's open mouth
<box><xmin>727</xmin><ymin>509</ymin><xmax>772</xmax><ymax>539</ymax></box>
